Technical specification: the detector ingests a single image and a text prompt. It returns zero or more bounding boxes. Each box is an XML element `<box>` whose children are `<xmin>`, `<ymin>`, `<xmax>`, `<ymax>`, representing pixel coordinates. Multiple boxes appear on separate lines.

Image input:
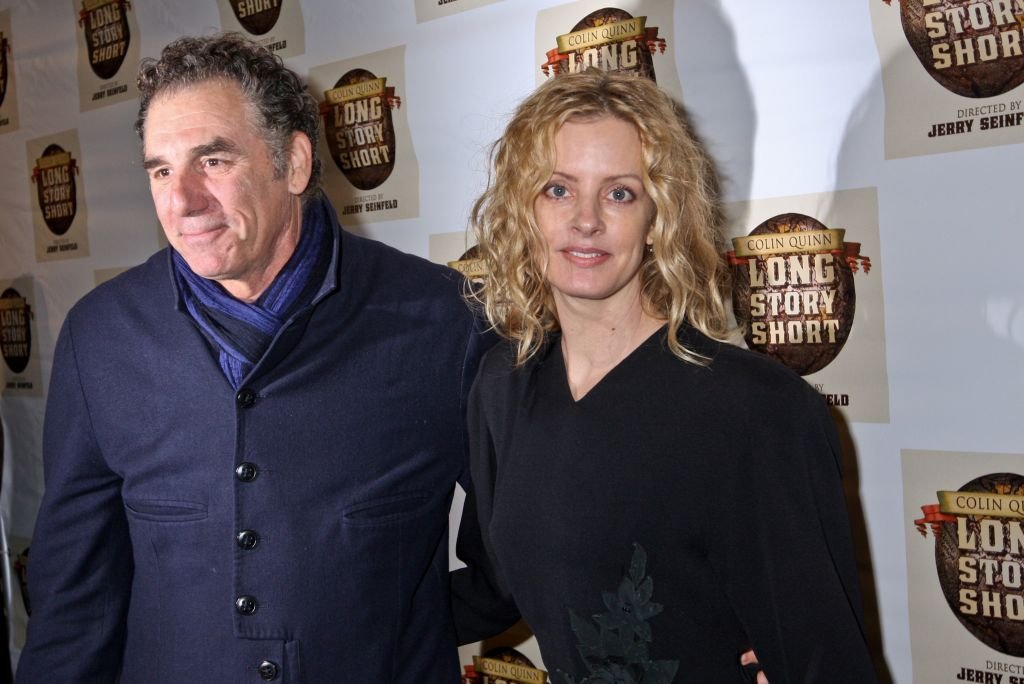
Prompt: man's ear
<box><xmin>286</xmin><ymin>131</ymin><xmax>313</xmax><ymax>196</ymax></box>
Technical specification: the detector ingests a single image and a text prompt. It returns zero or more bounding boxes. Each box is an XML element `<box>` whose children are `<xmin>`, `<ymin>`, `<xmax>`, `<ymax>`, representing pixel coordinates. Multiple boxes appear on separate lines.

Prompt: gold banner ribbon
<box><xmin>325</xmin><ymin>77</ymin><xmax>387</xmax><ymax>105</ymax></box>
<box><xmin>37</xmin><ymin>152</ymin><xmax>72</xmax><ymax>169</ymax></box>
<box><xmin>472</xmin><ymin>656</ymin><xmax>547</xmax><ymax>684</ymax></box>
<box><xmin>447</xmin><ymin>257</ymin><xmax>485</xmax><ymax>278</ymax></box>
<box><xmin>0</xmin><ymin>297</ymin><xmax>26</xmax><ymax>311</ymax></box>
<box><xmin>83</xmin><ymin>0</ymin><xmax>117</xmax><ymax>11</ymax></box>
<box><xmin>726</xmin><ymin>229</ymin><xmax>872</xmax><ymax>273</ymax></box>
<box><xmin>937</xmin><ymin>490</ymin><xmax>1024</xmax><ymax>519</ymax></box>
<box><xmin>732</xmin><ymin>229</ymin><xmax>846</xmax><ymax>258</ymax></box>
<box><xmin>555</xmin><ymin>16</ymin><xmax>647</xmax><ymax>54</ymax></box>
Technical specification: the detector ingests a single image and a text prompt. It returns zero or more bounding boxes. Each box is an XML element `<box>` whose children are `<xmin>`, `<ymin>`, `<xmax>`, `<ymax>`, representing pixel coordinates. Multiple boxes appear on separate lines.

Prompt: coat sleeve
<box><xmin>707</xmin><ymin>381</ymin><xmax>877</xmax><ymax>684</ymax></box>
<box><xmin>16</xmin><ymin>317</ymin><xmax>133</xmax><ymax>683</ymax></box>
<box><xmin>450</xmin><ymin>353</ymin><xmax>521</xmax><ymax>645</ymax></box>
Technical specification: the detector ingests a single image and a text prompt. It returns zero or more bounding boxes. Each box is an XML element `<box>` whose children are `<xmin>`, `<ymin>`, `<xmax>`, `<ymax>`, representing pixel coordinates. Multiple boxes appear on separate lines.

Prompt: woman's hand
<box><xmin>740</xmin><ymin>649</ymin><xmax>769</xmax><ymax>684</ymax></box>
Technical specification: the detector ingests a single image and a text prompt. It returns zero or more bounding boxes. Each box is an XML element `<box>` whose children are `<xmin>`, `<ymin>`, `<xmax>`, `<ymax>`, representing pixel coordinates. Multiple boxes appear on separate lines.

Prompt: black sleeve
<box><xmin>450</xmin><ymin>358</ymin><xmax>521</xmax><ymax>644</ymax></box>
<box><xmin>708</xmin><ymin>380</ymin><xmax>877</xmax><ymax>683</ymax></box>
<box><xmin>16</xmin><ymin>318</ymin><xmax>133</xmax><ymax>683</ymax></box>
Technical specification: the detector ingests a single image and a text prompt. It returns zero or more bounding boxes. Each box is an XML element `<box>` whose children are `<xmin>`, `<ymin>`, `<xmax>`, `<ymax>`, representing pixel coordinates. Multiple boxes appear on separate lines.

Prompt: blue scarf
<box><xmin>172</xmin><ymin>195</ymin><xmax>333</xmax><ymax>388</ymax></box>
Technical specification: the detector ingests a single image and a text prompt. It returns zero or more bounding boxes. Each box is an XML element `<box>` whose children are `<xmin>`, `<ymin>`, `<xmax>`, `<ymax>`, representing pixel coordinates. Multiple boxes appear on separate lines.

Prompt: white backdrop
<box><xmin>2</xmin><ymin>1</ymin><xmax>1024</xmax><ymax>681</ymax></box>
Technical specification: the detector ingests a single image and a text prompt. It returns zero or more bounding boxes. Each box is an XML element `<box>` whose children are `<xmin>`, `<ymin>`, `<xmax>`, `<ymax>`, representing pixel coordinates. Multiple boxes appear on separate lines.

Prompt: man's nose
<box><xmin>168</xmin><ymin>169</ymin><xmax>210</xmax><ymax>216</ymax></box>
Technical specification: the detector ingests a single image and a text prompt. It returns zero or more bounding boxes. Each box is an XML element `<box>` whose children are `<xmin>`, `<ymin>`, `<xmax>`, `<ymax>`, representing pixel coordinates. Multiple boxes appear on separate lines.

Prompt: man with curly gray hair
<box><xmin>18</xmin><ymin>33</ymin><xmax>487</xmax><ymax>683</ymax></box>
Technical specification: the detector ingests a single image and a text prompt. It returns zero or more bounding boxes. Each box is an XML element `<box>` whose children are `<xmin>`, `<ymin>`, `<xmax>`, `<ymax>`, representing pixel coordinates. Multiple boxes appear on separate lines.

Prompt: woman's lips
<box><xmin>561</xmin><ymin>247</ymin><xmax>610</xmax><ymax>267</ymax></box>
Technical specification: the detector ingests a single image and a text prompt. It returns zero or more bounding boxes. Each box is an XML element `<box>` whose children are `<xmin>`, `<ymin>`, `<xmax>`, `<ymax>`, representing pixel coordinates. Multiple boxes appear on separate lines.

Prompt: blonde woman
<box><xmin>451</xmin><ymin>70</ymin><xmax>876</xmax><ymax>684</ymax></box>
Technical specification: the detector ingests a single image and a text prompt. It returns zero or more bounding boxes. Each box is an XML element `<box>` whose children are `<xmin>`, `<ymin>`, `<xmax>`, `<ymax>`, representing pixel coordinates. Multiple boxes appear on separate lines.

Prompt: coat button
<box><xmin>235</xmin><ymin>595</ymin><xmax>257</xmax><ymax>616</ymax></box>
<box><xmin>236</xmin><ymin>388</ymin><xmax>257</xmax><ymax>408</ymax></box>
<box><xmin>235</xmin><ymin>462</ymin><xmax>259</xmax><ymax>482</ymax></box>
<box><xmin>258</xmin><ymin>660</ymin><xmax>279</xmax><ymax>681</ymax></box>
<box><xmin>237</xmin><ymin>530</ymin><xmax>259</xmax><ymax>550</ymax></box>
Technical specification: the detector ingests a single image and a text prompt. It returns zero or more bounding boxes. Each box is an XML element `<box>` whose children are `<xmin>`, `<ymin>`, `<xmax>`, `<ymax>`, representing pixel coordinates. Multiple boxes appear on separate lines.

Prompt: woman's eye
<box><xmin>609</xmin><ymin>186</ymin><xmax>634</xmax><ymax>202</ymax></box>
<box><xmin>544</xmin><ymin>184</ymin><xmax>568</xmax><ymax>199</ymax></box>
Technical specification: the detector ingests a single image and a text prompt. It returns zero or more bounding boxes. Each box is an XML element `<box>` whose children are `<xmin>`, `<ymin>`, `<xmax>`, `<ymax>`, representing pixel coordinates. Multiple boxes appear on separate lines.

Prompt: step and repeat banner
<box><xmin>0</xmin><ymin>1</ymin><xmax>1022</xmax><ymax>681</ymax></box>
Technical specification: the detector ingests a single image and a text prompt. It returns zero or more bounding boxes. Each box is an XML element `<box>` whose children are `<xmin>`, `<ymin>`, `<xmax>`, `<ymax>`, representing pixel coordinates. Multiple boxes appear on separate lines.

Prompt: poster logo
<box><xmin>0</xmin><ymin>9</ymin><xmax>16</xmax><ymax>131</ymax></box>
<box><xmin>320</xmin><ymin>69</ymin><xmax>400</xmax><ymax>191</ymax></box>
<box><xmin>728</xmin><ymin>213</ymin><xmax>871</xmax><ymax>376</ymax></box>
<box><xmin>0</xmin><ymin>289</ymin><xmax>31</xmax><ymax>375</ymax></box>
<box><xmin>216</xmin><ymin>0</ymin><xmax>302</xmax><ymax>57</ymax></box>
<box><xmin>78</xmin><ymin>0</ymin><xmax>132</xmax><ymax>81</ymax></box>
<box><xmin>0</xmin><ymin>31</ymin><xmax>9</xmax><ymax>107</ymax></box>
<box><xmin>308</xmin><ymin>45</ymin><xmax>417</xmax><ymax>222</ymax></box>
<box><xmin>541</xmin><ymin>8</ymin><xmax>666</xmax><ymax>80</ymax></box>
<box><xmin>229</xmin><ymin>0</ymin><xmax>283</xmax><ymax>36</ymax></box>
<box><xmin>887</xmin><ymin>0</ymin><xmax>1024</xmax><ymax>98</ymax></box>
<box><xmin>914</xmin><ymin>472</ymin><xmax>1024</xmax><ymax>655</ymax></box>
<box><xmin>447</xmin><ymin>245</ymin><xmax>485</xmax><ymax>281</ymax></box>
<box><xmin>31</xmin><ymin>144</ymin><xmax>78</xmax><ymax>237</ymax></box>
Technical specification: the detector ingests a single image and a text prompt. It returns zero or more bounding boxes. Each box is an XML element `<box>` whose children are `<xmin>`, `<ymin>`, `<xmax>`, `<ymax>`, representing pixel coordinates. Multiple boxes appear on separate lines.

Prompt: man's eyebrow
<box><xmin>193</xmin><ymin>137</ymin><xmax>244</xmax><ymax>159</ymax></box>
<box><xmin>142</xmin><ymin>137</ymin><xmax>243</xmax><ymax>171</ymax></box>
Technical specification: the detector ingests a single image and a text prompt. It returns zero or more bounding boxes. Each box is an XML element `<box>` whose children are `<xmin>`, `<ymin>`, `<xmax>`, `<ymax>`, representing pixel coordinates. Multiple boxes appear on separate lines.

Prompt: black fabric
<box><xmin>453</xmin><ymin>325</ymin><xmax>877</xmax><ymax>683</ymax></box>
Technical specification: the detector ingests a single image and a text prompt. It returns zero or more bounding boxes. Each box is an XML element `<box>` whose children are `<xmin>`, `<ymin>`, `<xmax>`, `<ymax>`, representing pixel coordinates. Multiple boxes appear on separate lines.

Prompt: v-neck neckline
<box><xmin>553</xmin><ymin>324</ymin><xmax>667</xmax><ymax>404</ymax></box>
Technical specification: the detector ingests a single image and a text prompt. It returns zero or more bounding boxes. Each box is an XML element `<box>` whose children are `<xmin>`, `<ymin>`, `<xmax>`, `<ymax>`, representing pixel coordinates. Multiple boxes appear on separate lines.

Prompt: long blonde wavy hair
<box><xmin>469</xmin><ymin>69</ymin><xmax>731</xmax><ymax>366</ymax></box>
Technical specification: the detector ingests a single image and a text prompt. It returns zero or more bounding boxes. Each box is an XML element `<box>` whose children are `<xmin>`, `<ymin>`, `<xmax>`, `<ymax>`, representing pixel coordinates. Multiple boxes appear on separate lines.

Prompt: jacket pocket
<box><xmin>124</xmin><ymin>499</ymin><xmax>208</xmax><ymax>522</ymax></box>
<box><xmin>342</xmin><ymin>491</ymin><xmax>434</xmax><ymax>527</ymax></box>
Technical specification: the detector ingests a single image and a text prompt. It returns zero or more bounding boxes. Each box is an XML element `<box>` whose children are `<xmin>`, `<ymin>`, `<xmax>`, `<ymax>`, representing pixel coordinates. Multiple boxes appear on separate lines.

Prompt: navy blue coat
<box><xmin>17</xmin><ymin>219</ymin><xmax>489</xmax><ymax>683</ymax></box>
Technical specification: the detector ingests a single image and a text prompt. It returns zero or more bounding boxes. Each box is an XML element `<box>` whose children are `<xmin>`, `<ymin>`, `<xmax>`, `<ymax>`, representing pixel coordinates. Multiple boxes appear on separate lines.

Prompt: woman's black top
<box><xmin>452</xmin><ymin>325</ymin><xmax>877</xmax><ymax>683</ymax></box>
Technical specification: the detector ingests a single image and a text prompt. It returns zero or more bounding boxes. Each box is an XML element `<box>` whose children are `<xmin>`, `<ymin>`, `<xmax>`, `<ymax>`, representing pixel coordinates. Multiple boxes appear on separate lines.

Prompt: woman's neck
<box><xmin>556</xmin><ymin>295</ymin><xmax>665</xmax><ymax>401</ymax></box>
